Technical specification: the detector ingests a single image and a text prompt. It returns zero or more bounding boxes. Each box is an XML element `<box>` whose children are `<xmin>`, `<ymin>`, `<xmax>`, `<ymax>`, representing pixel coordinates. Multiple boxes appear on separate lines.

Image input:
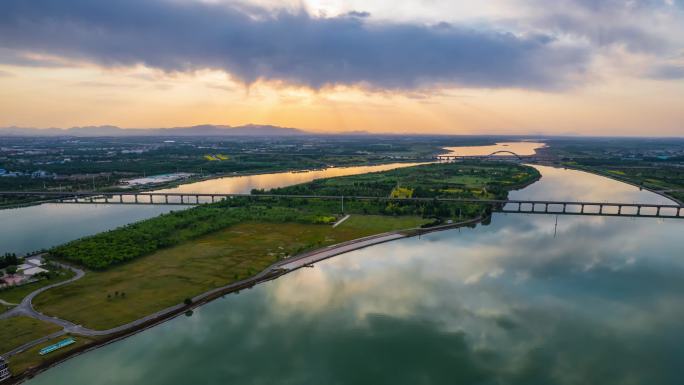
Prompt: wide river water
<box><xmin>9</xmin><ymin>146</ymin><xmax>684</xmax><ymax>385</ymax></box>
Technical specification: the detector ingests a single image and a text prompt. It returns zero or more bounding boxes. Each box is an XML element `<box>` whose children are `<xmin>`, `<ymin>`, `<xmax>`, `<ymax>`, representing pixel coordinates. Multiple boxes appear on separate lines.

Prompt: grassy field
<box><xmin>0</xmin><ymin>270</ymin><xmax>75</xmax><ymax>304</ymax></box>
<box><xmin>0</xmin><ymin>317</ymin><xmax>62</xmax><ymax>355</ymax></box>
<box><xmin>35</xmin><ymin>216</ymin><xmax>425</xmax><ymax>330</ymax></box>
<box><xmin>338</xmin><ymin>215</ymin><xmax>427</xmax><ymax>233</ymax></box>
<box><xmin>8</xmin><ymin>335</ymin><xmax>98</xmax><ymax>375</ymax></box>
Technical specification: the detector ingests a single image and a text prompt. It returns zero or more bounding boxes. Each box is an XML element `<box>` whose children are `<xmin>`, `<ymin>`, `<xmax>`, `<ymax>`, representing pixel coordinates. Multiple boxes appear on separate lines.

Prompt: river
<box><xmin>0</xmin><ymin>162</ymin><xmax>421</xmax><ymax>255</ymax></box>
<box><xmin>23</xmin><ymin>161</ymin><xmax>684</xmax><ymax>384</ymax></box>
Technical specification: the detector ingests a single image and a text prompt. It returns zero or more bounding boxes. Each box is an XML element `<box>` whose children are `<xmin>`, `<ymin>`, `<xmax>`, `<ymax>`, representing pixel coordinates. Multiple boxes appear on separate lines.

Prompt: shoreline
<box><xmin>0</xmin><ymin>160</ymin><xmax>429</xmax><ymax>211</ymax></box>
<box><xmin>553</xmin><ymin>164</ymin><xmax>683</xmax><ymax>206</ymax></box>
<box><xmin>3</xmin><ymin>215</ymin><xmax>485</xmax><ymax>384</ymax></box>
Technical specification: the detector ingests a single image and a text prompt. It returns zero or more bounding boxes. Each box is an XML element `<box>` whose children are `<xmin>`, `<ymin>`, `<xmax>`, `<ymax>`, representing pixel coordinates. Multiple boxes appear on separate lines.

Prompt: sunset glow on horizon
<box><xmin>1</xmin><ymin>0</ymin><xmax>683</xmax><ymax>136</ymax></box>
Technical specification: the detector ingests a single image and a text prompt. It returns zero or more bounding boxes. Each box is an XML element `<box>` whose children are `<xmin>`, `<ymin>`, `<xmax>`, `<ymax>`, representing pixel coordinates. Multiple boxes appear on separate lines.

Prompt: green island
<box><xmin>3</xmin><ymin>161</ymin><xmax>540</xmax><ymax>374</ymax></box>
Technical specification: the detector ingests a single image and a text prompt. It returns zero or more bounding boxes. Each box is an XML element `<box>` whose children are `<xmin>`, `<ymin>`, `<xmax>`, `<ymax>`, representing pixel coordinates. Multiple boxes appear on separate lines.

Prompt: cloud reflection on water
<box><xmin>24</xmin><ymin>165</ymin><xmax>684</xmax><ymax>385</ymax></box>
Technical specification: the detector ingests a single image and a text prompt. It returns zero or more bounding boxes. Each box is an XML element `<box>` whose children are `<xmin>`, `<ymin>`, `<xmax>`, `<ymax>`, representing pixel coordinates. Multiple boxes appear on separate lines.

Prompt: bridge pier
<box><xmin>637</xmin><ymin>206</ymin><xmax>641</xmax><ymax>215</ymax></box>
<box><xmin>165</xmin><ymin>194</ymin><xmax>169</xmax><ymax>204</ymax></box>
<box><xmin>544</xmin><ymin>203</ymin><xmax>549</xmax><ymax>213</ymax></box>
<box><xmin>656</xmin><ymin>206</ymin><xmax>661</xmax><ymax>216</ymax></box>
<box><xmin>196</xmin><ymin>195</ymin><xmax>200</xmax><ymax>204</ymax></box>
<box><xmin>134</xmin><ymin>195</ymin><xmax>138</xmax><ymax>204</ymax></box>
<box><xmin>149</xmin><ymin>194</ymin><xmax>153</xmax><ymax>204</ymax></box>
<box><xmin>562</xmin><ymin>203</ymin><xmax>567</xmax><ymax>213</ymax></box>
<box><xmin>618</xmin><ymin>205</ymin><xmax>622</xmax><ymax>215</ymax></box>
<box><xmin>599</xmin><ymin>204</ymin><xmax>603</xmax><ymax>214</ymax></box>
<box><xmin>581</xmin><ymin>204</ymin><xmax>585</xmax><ymax>214</ymax></box>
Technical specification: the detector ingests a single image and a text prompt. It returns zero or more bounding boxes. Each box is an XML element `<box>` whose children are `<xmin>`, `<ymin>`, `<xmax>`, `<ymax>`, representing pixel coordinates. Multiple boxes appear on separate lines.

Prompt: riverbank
<box><xmin>1</xmin><ymin>160</ymin><xmax>541</xmax><ymax>380</ymax></box>
<box><xmin>559</xmin><ymin>164</ymin><xmax>683</xmax><ymax>206</ymax></box>
<box><xmin>0</xmin><ymin>160</ymin><xmax>429</xmax><ymax>211</ymax></box>
<box><xmin>2</xmin><ymin>215</ymin><xmax>484</xmax><ymax>384</ymax></box>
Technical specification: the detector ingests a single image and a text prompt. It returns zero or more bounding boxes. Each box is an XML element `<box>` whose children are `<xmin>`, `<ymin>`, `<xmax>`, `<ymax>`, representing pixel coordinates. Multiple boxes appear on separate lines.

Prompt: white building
<box><xmin>26</xmin><ymin>258</ymin><xmax>44</xmax><ymax>266</ymax></box>
<box><xmin>17</xmin><ymin>264</ymin><xmax>48</xmax><ymax>277</ymax></box>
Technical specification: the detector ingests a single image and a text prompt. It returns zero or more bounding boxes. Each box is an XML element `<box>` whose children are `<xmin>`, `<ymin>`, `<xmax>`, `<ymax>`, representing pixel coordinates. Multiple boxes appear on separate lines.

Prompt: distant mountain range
<box><xmin>0</xmin><ymin>124</ymin><xmax>332</xmax><ymax>137</ymax></box>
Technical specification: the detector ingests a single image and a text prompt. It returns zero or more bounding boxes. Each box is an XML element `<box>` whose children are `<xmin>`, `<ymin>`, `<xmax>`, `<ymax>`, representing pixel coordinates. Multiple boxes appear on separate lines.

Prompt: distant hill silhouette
<box><xmin>0</xmin><ymin>124</ymin><xmax>318</xmax><ymax>137</ymax></box>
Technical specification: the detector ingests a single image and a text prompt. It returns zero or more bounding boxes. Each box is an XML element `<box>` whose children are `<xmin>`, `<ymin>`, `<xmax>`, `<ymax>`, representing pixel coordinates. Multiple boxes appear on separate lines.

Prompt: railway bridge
<box><xmin>1</xmin><ymin>191</ymin><xmax>682</xmax><ymax>219</ymax></box>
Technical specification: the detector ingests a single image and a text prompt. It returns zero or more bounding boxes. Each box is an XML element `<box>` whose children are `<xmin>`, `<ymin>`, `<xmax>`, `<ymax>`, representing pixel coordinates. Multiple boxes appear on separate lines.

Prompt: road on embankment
<box><xmin>1</xmin><ymin>216</ymin><xmax>482</xmax><ymax>360</ymax></box>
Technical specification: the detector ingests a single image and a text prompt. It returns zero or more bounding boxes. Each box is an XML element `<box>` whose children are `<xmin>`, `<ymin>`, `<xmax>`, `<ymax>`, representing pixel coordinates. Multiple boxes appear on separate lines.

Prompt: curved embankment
<box><xmin>2</xmin><ymin>216</ymin><xmax>483</xmax><ymax>384</ymax></box>
<box><xmin>553</xmin><ymin>164</ymin><xmax>683</xmax><ymax>206</ymax></box>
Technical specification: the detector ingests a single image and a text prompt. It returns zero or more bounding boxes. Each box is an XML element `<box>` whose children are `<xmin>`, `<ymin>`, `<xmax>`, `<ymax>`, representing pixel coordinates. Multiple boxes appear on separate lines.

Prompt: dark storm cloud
<box><xmin>0</xmin><ymin>0</ymin><xmax>588</xmax><ymax>89</ymax></box>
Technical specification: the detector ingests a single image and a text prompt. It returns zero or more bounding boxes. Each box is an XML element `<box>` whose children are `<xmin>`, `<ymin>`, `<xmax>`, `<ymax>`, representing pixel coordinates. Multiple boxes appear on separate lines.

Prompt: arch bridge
<box><xmin>486</xmin><ymin>150</ymin><xmax>522</xmax><ymax>159</ymax></box>
<box><xmin>436</xmin><ymin>150</ymin><xmax>528</xmax><ymax>162</ymax></box>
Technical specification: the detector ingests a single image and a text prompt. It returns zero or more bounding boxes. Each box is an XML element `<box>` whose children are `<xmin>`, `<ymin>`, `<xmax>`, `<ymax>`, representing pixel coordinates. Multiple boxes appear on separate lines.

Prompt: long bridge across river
<box><xmin>1</xmin><ymin>191</ymin><xmax>682</xmax><ymax>219</ymax></box>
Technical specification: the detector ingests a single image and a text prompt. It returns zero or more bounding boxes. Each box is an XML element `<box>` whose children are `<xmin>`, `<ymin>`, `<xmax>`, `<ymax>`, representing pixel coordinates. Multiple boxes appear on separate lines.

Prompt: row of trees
<box><xmin>0</xmin><ymin>253</ymin><xmax>20</xmax><ymax>270</ymax></box>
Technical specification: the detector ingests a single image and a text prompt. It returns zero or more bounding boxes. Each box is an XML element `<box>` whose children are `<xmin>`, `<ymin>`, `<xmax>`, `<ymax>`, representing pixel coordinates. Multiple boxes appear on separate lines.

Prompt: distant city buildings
<box><xmin>120</xmin><ymin>172</ymin><xmax>195</xmax><ymax>187</ymax></box>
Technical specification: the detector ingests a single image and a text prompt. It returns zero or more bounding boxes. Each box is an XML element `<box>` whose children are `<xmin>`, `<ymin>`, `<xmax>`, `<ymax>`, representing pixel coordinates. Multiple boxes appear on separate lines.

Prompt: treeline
<box><xmin>49</xmin><ymin>205</ymin><xmax>339</xmax><ymax>270</ymax></box>
<box><xmin>0</xmin><ymin>253</ymin><xmax>19</xmax><ymax>269</ymax></box>
<box><xmin>49</xmin><ymin>162</ymin><xmax>539</xmax><ymax>270</ymax></box>
<box><xmin>220</xmin><ymin>195</ymin><xmax>490</xmax><ymax>219</ymax></box>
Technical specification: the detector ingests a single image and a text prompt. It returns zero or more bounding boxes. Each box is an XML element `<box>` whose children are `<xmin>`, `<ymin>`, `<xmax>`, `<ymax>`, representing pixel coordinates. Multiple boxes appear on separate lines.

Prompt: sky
<box><xmin>0</xmin><ymin>0</ymin><xmax>683</xmax><ymax>136</ymax></box>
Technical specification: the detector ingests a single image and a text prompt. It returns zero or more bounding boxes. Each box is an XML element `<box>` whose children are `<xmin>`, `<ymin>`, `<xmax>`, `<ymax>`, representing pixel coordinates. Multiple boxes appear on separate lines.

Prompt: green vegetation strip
<box><xmin>33</xmin><ymin>162</ymin><xmax>537</xmax><ymax>330</ymax></box>
<box><xmin>50</xmin><ymin>162</ymin><xmax>539</xmax><ymax>270</ymax></box>
<box><xmin>36</xmin><ymin>218</ymin><xmax>427</xmax><ymax>330</ymax></box>
<box><xmin>0</xmin><ymin>317</ymin><xmax>62</xmax><ymax>355</ymax></box>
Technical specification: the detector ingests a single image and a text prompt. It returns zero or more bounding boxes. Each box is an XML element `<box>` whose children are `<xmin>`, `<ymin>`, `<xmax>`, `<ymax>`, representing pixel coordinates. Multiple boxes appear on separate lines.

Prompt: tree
<box><xmin>184</xmin><ymin>298</ymin><xmax>192</xmax><ymax>306</ymax></box>
<box><xmin>6</xmin><ymin>265</ymin><xmax>17</xmax><ymax>275</ymax></box>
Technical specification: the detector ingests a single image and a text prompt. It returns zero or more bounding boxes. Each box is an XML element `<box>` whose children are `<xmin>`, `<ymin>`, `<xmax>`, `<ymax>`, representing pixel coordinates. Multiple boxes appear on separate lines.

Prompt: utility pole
<box><xmin>553</xmin><ymin>215</ymin><xmax>558</xmax><ymax>238</ymax></box>
<box><xmin>341</xmin><ymin>195</ymin><xmax>345</xmax><ymax>213</ymax></box>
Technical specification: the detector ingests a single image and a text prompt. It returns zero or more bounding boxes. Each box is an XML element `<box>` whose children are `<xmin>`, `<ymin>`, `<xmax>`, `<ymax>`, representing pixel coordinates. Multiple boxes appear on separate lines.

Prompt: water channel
<box><xmin>17</xmin><ymin>147</ymin><xmax>684</xmax><ymax>384</ymax></box>
<box><xmin>0</xmin><ymin>162</ymin><xmax>422</xmax><ymax>256</ymax></box>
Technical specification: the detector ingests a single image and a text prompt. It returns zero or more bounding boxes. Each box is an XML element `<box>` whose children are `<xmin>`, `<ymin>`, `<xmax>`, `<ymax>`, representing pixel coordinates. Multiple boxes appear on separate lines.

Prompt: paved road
<box><xmin>0</xmin><ymin>263</ymin><xmax>83</xmax><ymax>323</ymax></box>
<box><xmin>1</xmin><ymin>218</ymin><xmax>478</xmax><ymax>358</ymax></box>
<box><xmin>332</xmin><ymin>214</ymin><xmax>350</xmax><ymax>228</ymax></box>
<box><xmin>0</xmin><ymin>299</ymin><xmax>17</xmax><ymax>307</ymax></box>
<box><xmin>277</xmin><ymin>232</ymin><xmax>406</xmax><ymax>270</ymax></box>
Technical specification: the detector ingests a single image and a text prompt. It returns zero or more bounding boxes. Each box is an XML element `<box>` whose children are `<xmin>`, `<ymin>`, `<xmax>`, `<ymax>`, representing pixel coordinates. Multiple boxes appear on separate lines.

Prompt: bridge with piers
<box><xmin>1</xmin><ymin>191</ymin><xmax>682</xmax><ymax>219</ymax></box>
